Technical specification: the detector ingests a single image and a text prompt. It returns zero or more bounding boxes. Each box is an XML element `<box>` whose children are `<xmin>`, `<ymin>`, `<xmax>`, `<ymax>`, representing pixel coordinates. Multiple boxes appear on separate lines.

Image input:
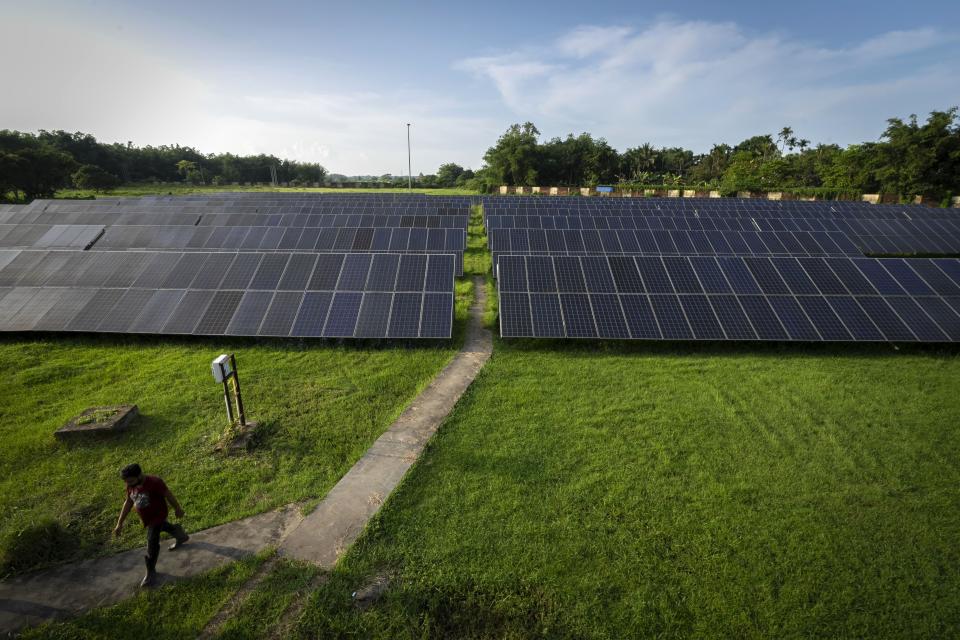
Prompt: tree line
<box><xmin>0</xmin><ymin>130</ymin><xmax>329</xmax><ymax>200</ymax></box>
<box><xmin>2</xmin><ymin>107</ymin><xmax>958</xmax><ymax>202</ymax></box>
<box><xmin>465</xmin><ymin>108</ymin><xmax>960</xmax><ymax>202</ymax></box>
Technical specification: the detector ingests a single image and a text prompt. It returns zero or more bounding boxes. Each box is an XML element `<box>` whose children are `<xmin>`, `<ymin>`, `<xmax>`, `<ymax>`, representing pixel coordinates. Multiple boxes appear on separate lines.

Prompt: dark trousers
<box><xmin>145</xmin><ymin>520</ymin><xmax>178</xmax><ymax>570</ymax></box>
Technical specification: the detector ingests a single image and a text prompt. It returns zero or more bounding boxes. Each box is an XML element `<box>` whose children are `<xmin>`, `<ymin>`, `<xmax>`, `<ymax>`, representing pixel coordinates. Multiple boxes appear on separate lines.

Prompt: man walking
<box><xmin>113</xmin><ymin>463</ymin><xmax>189</xmax><ymax>587</ymax></box>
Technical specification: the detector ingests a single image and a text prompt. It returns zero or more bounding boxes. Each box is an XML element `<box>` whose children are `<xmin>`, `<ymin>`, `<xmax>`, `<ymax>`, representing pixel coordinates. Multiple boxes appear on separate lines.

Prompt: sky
<box><xmin>2</xmin><ymin>0</ymin><xmax>959</xmax><ymax>175</ymax></box>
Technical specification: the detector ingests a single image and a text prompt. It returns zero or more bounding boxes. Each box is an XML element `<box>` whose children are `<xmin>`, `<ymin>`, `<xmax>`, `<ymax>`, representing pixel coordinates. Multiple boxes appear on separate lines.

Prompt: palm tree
<box><xmin>777</xmin><ymin>126</ymin><xmax>794</xmax><ymax>154</ymax></box>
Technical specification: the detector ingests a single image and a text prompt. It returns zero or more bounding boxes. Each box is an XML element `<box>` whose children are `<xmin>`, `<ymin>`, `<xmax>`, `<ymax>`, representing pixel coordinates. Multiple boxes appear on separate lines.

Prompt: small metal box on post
<box><xmin>211</xmin><ymin>353</ymin><xmax>257</xmax><ymax>450</ymax></box>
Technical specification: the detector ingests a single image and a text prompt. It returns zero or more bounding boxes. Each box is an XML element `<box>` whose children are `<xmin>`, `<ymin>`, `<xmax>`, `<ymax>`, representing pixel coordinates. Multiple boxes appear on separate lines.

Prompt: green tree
<box><xmin>436</xmin><ymin>163</ymin><xmax>465</xmax><ymax>187</ymax></box>
<box><xmin>872</xmin><ymin>109</ymin><xmax>960</xmax><ymax>198</ymax></box>
<box><xmin>482</xmin><ymin>123</ymin><xmax>542</xmax><ymax>186</ymax></box>
<box><xmin>621</xmin><ymin>143</ymin><xmax>657</xmax><ymax>182</ymax></box>
<box><xmin>176</xmin><ymin>159</ymin><xmax>202</xmax><ymax>183</ymax></box>
<box><xmin>1</xmin><ymin>145</ymin><xmax>77</xmax><ymax>200</ymax></box>
<box><xmin>72</xmin><ymin>164</ymin><xmax>120</xmax><ymax>192</ymax></box>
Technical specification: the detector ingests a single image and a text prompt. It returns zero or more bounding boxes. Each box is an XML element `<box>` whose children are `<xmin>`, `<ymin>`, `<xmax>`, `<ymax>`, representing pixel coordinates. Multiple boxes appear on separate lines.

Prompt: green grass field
<box><xmin>28</xmin><ymin>341</ymin><xmax>960</xmax><ymax>638</ymax></box>
<box><xmin>0</xmin><ymin>275</ymin><xmax>474</xmax><ymax>577</ymax></box>
<box><xmin>53</xmin><ymin>185</ymin><xmax>477</xmax><ymax>199</ymax></box>
<box><xmin>12</xmin><ymin>193</ymin><xmax>960</xmax><ymax>636</ymax></box>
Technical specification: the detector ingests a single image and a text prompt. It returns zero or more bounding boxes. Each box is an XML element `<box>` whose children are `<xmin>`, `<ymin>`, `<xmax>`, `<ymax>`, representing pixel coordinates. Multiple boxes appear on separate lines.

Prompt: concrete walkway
<box><xmin>0</xmin><ymin>506</ymin><xmax>302</xmax><ymax>635</ymax></box>
<box><xmin>0</xmin><ymin>277</ymin><xmax>493</xmax><ymax>635</ymax></box>
<box><xmin>280</xmin><ymin>275</ymin><xmax>493</xmax><ymax>566</ymax></box>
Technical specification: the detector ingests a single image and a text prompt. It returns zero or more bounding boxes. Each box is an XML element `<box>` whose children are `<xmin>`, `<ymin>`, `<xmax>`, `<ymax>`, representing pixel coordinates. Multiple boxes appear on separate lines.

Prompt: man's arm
<box><xmin>113</xmin><ymin>496</ymin><xmax>133</xmax><ymax>537</ymax></box>
<box><xmin>165</xmin><ymin>487</ymin><xmax>185</xmax><ymax>519</ymax></box>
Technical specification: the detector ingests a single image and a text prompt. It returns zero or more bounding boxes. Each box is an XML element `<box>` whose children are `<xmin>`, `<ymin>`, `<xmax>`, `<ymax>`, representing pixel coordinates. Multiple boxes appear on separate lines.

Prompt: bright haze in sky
<box><xmin>2</xmin><ymin>0</ymin><xmax>958</xmax><ymax>175</ymax></box>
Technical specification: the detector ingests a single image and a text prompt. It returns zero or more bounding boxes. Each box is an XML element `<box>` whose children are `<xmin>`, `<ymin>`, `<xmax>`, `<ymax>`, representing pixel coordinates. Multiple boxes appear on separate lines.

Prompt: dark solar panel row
<box><xmin>496</xmin><ymin>255</ymin><xmax>960</xmax><ymax>342</ymax></box>
<box><xmin>0</xmin><ymin>286</ymin><xmax>453</xmax><ymax>338</ymax></box>
<box><xmin>93</xmin><ymin>226</ymin><xmax>466</xmax><ymax>275</ymax></box>
<box><xmin>485</xmin><ymin>213</ymin><xmax>960</xmax><ymax>240</ymax></box>
<box><xmin>0</xmin><ymin>250</ymin><xmax>453</xmax><ymax>291</ymax></box>
<box><xmin>7</xmin><ymin>210</ymin><xmax>469</xmax><ymax>229</ymax></box>
<box><xmin>489</xmin><ymin>228</ymin><xmax>860</xmax><ymax>260</ymax></box>
<box><xmin>481</xmin><ymin>196</ymin><xmax>957</xmax><ymax>220</ymax></box>
<box><xmin>0</xmin><ymin>251</ymin><xmax>454</xmax><ymax>338</ymax></box>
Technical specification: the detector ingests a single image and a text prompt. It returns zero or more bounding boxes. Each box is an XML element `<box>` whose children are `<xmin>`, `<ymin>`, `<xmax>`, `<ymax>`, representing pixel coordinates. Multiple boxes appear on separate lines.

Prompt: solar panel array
<box><xmin>0</xmin><ymin>249</ymin><xmax>455</xmax><ymax>338</ymax></box>
<box><xmin>0</xmin><ymin>194</ymin><xmax>472</xmax><ymax>339</ymax></box>
<box><xmin>486</xmin><ymin>196</ymin><xmax>960</xmax><ymax>342</ymax></box>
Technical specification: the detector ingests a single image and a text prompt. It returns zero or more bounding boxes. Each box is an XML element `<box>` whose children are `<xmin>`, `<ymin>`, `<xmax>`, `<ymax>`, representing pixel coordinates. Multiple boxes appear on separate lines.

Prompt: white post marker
<box><xmin>212</xmin><ymin>353</ymin><xmax>249</xmax><ymax>427</ymax></box>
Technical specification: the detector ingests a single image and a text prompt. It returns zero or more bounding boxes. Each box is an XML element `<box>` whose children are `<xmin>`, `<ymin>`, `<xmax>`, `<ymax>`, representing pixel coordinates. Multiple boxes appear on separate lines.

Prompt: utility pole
<box><xmin>407</xmin><ymin>123</ymin><xmax>412</xmax><ymax>192</ymax></box>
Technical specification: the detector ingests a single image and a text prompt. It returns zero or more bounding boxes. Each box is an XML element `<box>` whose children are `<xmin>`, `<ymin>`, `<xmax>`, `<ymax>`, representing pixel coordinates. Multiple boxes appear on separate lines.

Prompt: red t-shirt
<box><xmin>127</xmin><ymin>475</ymin><xmax>169</xmax><ymax>527</ymax></box>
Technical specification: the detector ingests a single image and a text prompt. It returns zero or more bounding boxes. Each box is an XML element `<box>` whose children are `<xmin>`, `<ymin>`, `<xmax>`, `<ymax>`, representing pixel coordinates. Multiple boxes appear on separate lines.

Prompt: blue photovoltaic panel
<box><xmin>366</xmin><ymin>254</ymin><xmax>400</xmax><ymax>291</ymax></box>
<box><xmin>259</xmin><ymin>292</ymin><xmax>303</xmax><ymax>336</ymax></box>
<box><xmin>425</xmin><ymin>254</ymin><xmax>455</xmax><ymax>292</ymax></box>
<box><xmin>591</xmin><ymin>294</ymin><xmax>629</xmax><ymax>338</ymax></box>
<box><xmin>880</xmin><ymin>260</ymin><xmax>936</xmax><ymax>296</ymax></box>
<box><xmin>495</xmin><ymin>254</ymin><xmax>960</xmax><ymax>342</ymax></box>
<box><xmin>636</xmin><ymin>257</ymin><xmax>673</xmax><ymax>294</ymax></box>
<box><xmin>554</xmin><ymin>256</ymin><xmax>587</xmax><ymax>292</ymax></box>
<box><xmin>500</xmin><ymin>292</ymin><xmax>532</xmax><ymax>337</ymax></box>
<box><xmin>396</xmin><ymin>254</ymin><xmax>427</xmax><ymax>291</ymax></box>
<box><xmin>823</xmin><ymin>297</ymin><xmax>880</xmax><ymax>341</ymax></box>
<box><xmin>325</xmin><ymin>292</ymin><xmax>364</xmax><ymax>337</ymax></box>
<box><xmin>336</xmin><ymin>254</ymin><xmax>372</xmax><ymax>290</ymax></box>
<box><xmin>708</xmin><ymin>296</ymin><xmax>757</xmax><ymax>340</ymax></box>
<box><xmin>789</xmin><ymin>296</ymin><xmax>847</xmax><ymax>340</ymax></box>
<box><xmin>663</xmin><ymin>257</ymin><xmax>703</xmax><ymax>294</ymax></box>
<box><xmin>679</xmin><ymin>294</ymin><xmax>725</xmax><ymax>339</ymax></box>
<box><xmin>355</xmin><ymin>292</ymin><xmax>393</xmax><ymax>338</ymax></box>
<box><xmin>560</xmin><ymin>293</ymin><xmax>597</xmax><ymax>338</ymax></box>
<box><xmin>854</xmin><ymin>297</ymin><xmax>916</xmax><ymax>341</ymax></box>
<box><xmin>649</xmin><ymin>294</ymin><xmax>692</xmax><ymax>339</ymax></box>
<box><xmin>767</xmin><ymin>296</ymin><xmax>820</xmax><ymax>341</ymax></box>
<box><xmin>420</xmin><ymin>292</ymin><xmax>453</xmax><ymax>338</ymax></box>
<box><xmin>609</xmin><ymin>256</ymin><xmax>644</xmax><ymax>293</ymax></box>
<box><xmin>162</xmin><ymin>290</ymin><xmax>214</xmax><ymax>334</ymax></box>
<box><xmin>388</xmin><ymin>292</ymin><xmax>422</xmax><ymax>338</ymax></box>
<box><xmin>620</xmin><ymin>295</ymin><xmax>661</xmax><ymax>339</ymax></box>
<box><xmin>309</xmin><ymin>254</ymin><xmax>345</xmax><ymax>290</ymax></box>
<box><xmin>290</xmin><ymin>291</ymin><xmax>333</xmax><ymax>337</ymax></box>
<box><xmin>737</xmin><ymin>296</ymin><xmax>788</xmax><ymax>340</ymax></box>
<box><xmin>530</xmin><ymin>293</ymin><xmax>564</xmax><ymax>337</ymax></box>
<box><xmin>689</xmin><ymin>257</ymin><xmax>732</xmax><ymax>294</ymax></box>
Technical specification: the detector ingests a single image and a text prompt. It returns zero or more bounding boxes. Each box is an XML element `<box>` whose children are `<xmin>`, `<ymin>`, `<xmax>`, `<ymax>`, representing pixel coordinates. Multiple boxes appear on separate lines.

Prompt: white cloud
<box><xmin>457</xmin><ymin>21</ymin><xmax>960</xmax><ymax>150</ymax></box>
<box><xmin>0</xmin><ymin>13</ymin><xmax>498</xmax><ymax>174</ymax></box>
<box><xmin>557</xmin><ymin>25</ymin><xmax>633</xmax><ymax>58</ymax></box>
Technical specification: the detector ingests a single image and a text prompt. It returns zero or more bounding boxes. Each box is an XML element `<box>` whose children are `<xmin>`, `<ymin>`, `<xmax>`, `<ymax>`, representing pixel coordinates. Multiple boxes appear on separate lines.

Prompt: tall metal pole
<box><xmin>407</xmin><ymin>123</ymin><xmax>412</xmax><ymax>192</ymax></box>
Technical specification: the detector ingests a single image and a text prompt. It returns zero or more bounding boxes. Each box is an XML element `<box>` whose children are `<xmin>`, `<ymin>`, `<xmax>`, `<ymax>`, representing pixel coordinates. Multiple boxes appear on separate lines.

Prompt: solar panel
<box><xmin>194</xmin><ymin>290</ymin><xmax>244</xmax><ymax>335</ymax></box>
<box><xmin>495</xmin><ymin>255</ymin><xmax>960</xmax><ymax>342</ymax></box>
<box><xmin>355</xmin><ymin>292</ymin><xmax>393</xmax><ymax>338</ymax></box>
<box><xmin>325</xmin><ymin>292</ymin><xmax>363</xmax><ymax>337</ymax></box>
<box><xmin>259</xmin><ymin>292</ymin><xmax>303</xmax><ymax>336</ymax></box>
<box><xmin>290</xmin><ymin>291</ymin><xmax>333</xmax><ymax>337</ymax></box>
<box><xmin>97</xmin><ymin>289</ymin><xmax>157</xmax><ymax>333</ymax></box>
<box><xmin>0</xmin><ymin>246</ymin><xmax>454</xmax><ymax>340</ymax></box>
<box><xmin>129</xmin><ymin>290</ymin><xmax>186</xmax><ymax>333</ymax></box>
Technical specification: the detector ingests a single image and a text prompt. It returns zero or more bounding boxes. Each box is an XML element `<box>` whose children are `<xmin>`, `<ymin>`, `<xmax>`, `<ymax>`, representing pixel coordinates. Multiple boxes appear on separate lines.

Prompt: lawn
<box><xmin>52</xmin><ymin>185</ymin><xmax>478</xmax><ymax>199</ymax></box>
<box><xmin>28</xmin><ymin>340</ymin><xmax>960</xmax><ymax>638</ymax></box>
<box><xmin>287</xmin><ymin>340</ymin><xmax>960</xmax><ymax>638</ymax></box>
<box><xmin>0</xmin><ymin>276</ymin><xmax>474</xmax><ymax>576</ymax></box>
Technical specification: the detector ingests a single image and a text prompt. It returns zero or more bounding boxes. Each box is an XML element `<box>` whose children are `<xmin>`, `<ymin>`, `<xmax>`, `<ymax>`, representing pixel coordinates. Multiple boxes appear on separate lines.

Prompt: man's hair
<box><xmin>120</xmin><ymin>463</ymin><xmax>142</xmax><ymax>479</ymax></box>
